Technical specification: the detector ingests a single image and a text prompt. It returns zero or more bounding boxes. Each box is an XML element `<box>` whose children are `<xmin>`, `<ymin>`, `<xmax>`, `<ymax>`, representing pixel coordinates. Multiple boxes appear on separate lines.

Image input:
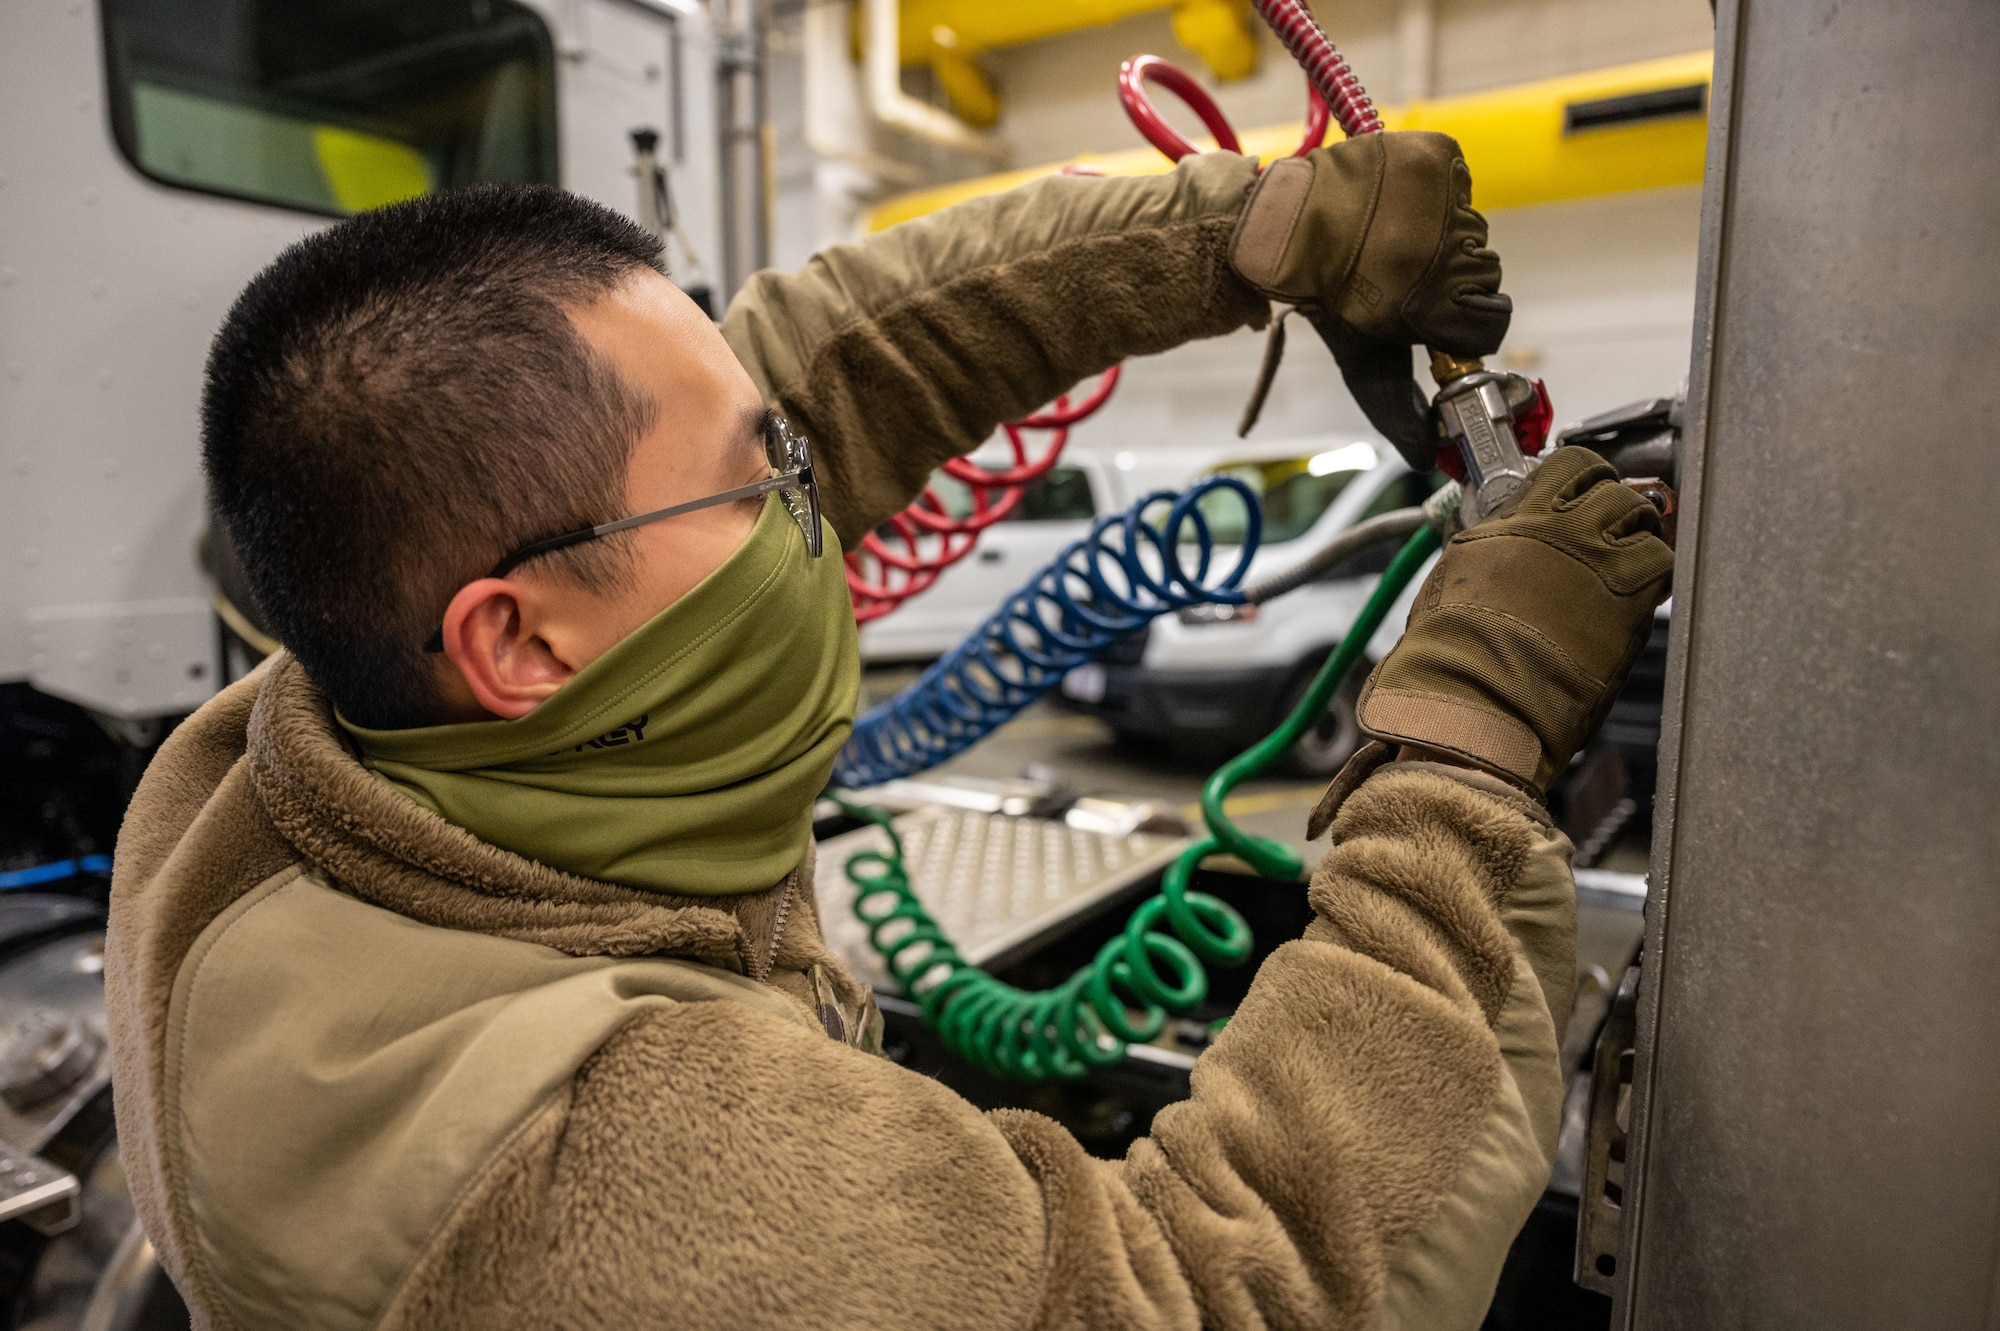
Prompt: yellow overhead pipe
<box><xmin>887</xmin><ymin>0</ymin><xmax>1261</xmax><ymax>127</ymax></box>
<box><xmin>864</xmin><ymin>49</ymin><xmax>1714</xmax><ymax>232</ymax></box>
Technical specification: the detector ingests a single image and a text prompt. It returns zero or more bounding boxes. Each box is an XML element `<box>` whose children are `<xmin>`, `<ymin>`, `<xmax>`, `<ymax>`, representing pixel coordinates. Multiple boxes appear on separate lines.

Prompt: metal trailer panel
<box><xmin>0</xmin><ymin>0</ymin><xmax>723</xmax><ymax>719</ymax></box>
<box><xmin>1618</xmin><ymin>1</ymin><xmax>2000</xmax><ymax>1326</ymax></box>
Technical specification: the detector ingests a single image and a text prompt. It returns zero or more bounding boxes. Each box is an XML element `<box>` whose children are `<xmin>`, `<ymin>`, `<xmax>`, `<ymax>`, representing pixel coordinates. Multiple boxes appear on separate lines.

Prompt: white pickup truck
<box><xmin>856</xmin><ymin>432</ymin><xmax>1436</xmax><ymax>777</ymax></box>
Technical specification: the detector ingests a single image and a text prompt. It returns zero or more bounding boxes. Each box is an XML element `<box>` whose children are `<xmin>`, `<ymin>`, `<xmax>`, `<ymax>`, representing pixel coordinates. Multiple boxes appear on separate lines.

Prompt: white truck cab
<box><xmin>1</xmin><ymin>0</ymin><xmax>735</xmax><ymax>728</ymax></box>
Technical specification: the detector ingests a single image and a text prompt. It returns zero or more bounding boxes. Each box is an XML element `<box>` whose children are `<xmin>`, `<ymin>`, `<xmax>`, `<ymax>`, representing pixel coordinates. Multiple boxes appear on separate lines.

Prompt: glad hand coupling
<box><xmin>1427</xmin><ymin>353</ymin><xmax>1680</xmax><ymax>541</ymax></box>
<box><xmin>1427</xmin><ymin>351</ymin><xmax>1555</xmax><ymax>529</ymax></box>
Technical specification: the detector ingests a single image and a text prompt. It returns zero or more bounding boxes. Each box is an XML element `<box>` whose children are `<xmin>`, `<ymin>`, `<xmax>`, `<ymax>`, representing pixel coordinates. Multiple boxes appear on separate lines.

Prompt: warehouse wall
<box><xmin>982</xmin><ymin>0</ymin><xmax>1714</xmax><ymax>167</ymax></box>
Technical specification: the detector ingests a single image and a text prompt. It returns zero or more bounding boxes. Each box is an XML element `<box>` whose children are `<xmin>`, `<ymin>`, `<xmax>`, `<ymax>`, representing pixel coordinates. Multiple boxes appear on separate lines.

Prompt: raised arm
<box><xmin>722</xmin><ymin>133</ymin><xmax>1508</xmax><ymax>547</ymax></box>
<box><xmin>723</xmin><ymin>152</ymin><xmax>1264</xmax><ymax>547</ymax></box>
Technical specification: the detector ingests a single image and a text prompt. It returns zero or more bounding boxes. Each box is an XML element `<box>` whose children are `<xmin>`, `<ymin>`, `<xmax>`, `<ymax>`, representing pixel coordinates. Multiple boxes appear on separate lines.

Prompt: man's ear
<box><xmin>439</xmin><ymin>578</ymin><xmax>582</xmax><ymax>720</ymax></box>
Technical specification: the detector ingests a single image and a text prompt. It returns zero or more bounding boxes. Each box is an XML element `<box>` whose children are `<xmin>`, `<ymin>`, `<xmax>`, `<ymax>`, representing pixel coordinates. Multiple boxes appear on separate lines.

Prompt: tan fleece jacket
<box><xmin>108</xmin><ymin>151</ymin><xmax>1575</xmax><ymax>1329</ymax></box>
<box><xmin>110</xmin><ymin>659</ymin><xmax>1571</xmax><ymax>1331</ymax></box>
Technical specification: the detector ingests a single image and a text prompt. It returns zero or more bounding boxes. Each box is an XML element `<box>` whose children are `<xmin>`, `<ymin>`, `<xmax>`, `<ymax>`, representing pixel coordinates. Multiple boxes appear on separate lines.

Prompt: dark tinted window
<box><xmin>102</xmin><ymin>0</ymin><xmax>558</xmax><ymax>216</ymax></box>
<box><xmin>1011</xmin><ymin>467</ymin><xmax>1096</xmax><ymax>521</ymax></box>
<box><xmin>1320</xmin><ymin>470</ymin><xmax>1449</xmax><ymax>580</ymax></box>
<box><xmin>922</xmin><ymin>465</ymin><xmax>1096</xmax><ymax>523</ymax></box>
<box><xmin>1361</xmin><ymin>469</ymin><xmax>1441</xmax><ymax>519</ymax></box>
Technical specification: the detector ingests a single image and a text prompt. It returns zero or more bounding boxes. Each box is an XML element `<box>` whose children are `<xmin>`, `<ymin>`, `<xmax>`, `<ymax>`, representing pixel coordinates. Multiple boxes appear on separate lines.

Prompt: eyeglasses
<box><xmin>423</xmin><ymin>412</ymin><xmax>822</xmax><ymax>653</ymax></box>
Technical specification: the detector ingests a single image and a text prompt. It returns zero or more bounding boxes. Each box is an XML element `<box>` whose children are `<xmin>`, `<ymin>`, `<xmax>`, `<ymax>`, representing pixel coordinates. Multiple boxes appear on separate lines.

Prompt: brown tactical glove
<box><xmin>1230</xmin><ymin>130</ymin><xmax>1508</xmax><ymax>351</ymax></box>
<box><xmin>1229</xmin><ymin>130</ymin><xmax>1509</xmax><ymax>470</ymax></box>
<box><xmin>1355</xmin><ymin>447</ymin><xmax>1674</xmax><ymax>798</ymax></box>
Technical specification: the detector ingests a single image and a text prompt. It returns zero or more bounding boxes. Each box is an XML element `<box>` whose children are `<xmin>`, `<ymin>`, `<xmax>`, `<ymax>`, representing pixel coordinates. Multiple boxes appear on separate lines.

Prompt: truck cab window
<box><xmin>102</xmin><ymin>0</ymin><xmax>558</xmax><ymax>216</ymax></box>
<box><xmin>914</xmin><ymin>465</ymin><xmax>1096</xmax><ymax>525</ymax></box>
<box><xmin>1010</xmin><ymin>467</ymin><xmax>1096</xmax><ymax>522</ymax></box>
<box><xmin>1197</xmin><ymin>454</ymin><xmax>1371</xmax><ymax>546</ymax></box>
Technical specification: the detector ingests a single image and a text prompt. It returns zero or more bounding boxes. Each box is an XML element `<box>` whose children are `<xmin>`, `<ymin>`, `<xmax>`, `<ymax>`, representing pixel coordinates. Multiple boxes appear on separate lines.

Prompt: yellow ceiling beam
<box><xmin>897</xmin><ymin>0</ymin><xmax>1170</xmax><ymax>61</ymax></box>
<box><xmin>890</xmin><ymin>0</ymin><xmax>1261</xmax><ymax>126</ymax></box>
<box><xmin>864</xmin><ymin>49</ymin><xmax>1715</xmax><ymax>232</ymax></box>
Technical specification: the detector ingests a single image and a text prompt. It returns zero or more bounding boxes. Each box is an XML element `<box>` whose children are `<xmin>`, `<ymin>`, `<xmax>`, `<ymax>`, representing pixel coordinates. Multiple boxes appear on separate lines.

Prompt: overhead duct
<box><xmin>863</xmin><ymin>0</ymin><xmax>1009</xmax><ymax>163</ymax></box>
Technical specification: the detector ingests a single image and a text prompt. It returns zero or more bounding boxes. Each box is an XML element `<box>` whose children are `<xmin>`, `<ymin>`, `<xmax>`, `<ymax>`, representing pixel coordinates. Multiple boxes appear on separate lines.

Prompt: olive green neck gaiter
<box><xmin>340</xmin><ymin>496</ymin><xmax>858</xmax><ymax>896</ymax></box>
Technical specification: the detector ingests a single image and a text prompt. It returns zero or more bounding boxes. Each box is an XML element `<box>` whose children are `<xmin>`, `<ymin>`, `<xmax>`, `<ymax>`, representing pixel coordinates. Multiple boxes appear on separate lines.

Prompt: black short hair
<box><xmin>203</xmin><ymin>184</ymin><xmax>665</xmax><ymax>728</ymax></box>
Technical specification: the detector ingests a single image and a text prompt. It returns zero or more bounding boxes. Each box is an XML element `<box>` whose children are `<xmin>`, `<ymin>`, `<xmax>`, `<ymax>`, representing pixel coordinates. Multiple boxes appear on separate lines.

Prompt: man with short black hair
<box><xmin>107</xmin><ymin>136</ymin><xmax>1669</xmax><ymax>1329</ymax></box>
<box><xmin>203</xmin><ymin>187</ymin><xmax>678</xmax><ymax>729</ymax></box>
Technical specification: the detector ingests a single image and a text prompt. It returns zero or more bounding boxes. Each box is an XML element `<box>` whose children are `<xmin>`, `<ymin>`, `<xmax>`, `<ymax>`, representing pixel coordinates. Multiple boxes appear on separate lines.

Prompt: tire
<box><xmin>1276</xmin><ymin>658</ymin><xmax>1365</xmax><ymax>779</ymax></box>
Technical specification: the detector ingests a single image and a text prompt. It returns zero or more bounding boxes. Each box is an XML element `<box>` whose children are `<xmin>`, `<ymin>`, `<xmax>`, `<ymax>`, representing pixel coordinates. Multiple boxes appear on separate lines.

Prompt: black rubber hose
<box><xmin>1243</xmin><ymin>506</ymin><xmax>1429</xmax><ymax>604</ymax></box>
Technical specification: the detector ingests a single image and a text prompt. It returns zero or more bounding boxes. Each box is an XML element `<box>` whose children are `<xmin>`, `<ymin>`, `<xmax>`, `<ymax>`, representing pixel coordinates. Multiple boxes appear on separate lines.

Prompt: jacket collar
<box><xmin>245</xmin><ymin>653</ymin><xmax>802</xmax><ymax>977</ymax></box>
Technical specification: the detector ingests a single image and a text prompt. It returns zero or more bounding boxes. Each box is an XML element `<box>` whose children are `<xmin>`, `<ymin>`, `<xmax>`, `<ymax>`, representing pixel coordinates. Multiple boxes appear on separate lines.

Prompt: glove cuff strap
<box><xmin>1357</xmin><ymin>685</ymin><xmax>1543</xmax><ymax>790</ymax></box>
<box><xmin>1228</xmin><ymin>156</ymin><xmax>1317</xmax><ymax>300</ymax></box>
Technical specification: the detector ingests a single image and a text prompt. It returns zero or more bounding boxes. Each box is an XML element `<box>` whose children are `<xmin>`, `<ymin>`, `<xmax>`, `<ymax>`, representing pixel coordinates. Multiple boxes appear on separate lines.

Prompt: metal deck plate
<box><xmin>814</xmin><ymin>807</ymin><xmax>1191</xmax><ymax>992</ymax></box>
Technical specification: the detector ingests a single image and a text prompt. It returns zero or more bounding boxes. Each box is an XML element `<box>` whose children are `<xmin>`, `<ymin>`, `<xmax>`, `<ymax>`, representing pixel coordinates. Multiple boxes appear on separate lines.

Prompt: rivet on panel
<box><xmin>96</xmin><ymin>370</ymin><xmax>114</xmax><ymax>389</ymax></box>
<box><xmin>103</xmin><ymin>458</ymin><xmax>122</xmax><ymax>476</ymax></box>
<box><xmin>89</xmin><ymin>279</ymin><xmax>107</xmax><ymax>298</ymax></box>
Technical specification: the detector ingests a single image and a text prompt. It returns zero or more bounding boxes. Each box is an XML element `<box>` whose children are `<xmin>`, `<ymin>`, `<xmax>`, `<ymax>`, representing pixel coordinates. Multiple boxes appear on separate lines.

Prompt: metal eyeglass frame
<box><xmin>422</xmin><ymin>413</ymin><xmax>822</xmax><ymax>653</ymax></box>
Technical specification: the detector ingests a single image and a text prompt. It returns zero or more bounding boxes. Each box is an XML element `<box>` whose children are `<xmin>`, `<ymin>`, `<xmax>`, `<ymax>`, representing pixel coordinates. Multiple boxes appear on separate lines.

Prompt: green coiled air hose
<box><xmin>836</xmin><ymin>524</ymin><xmax>1444</xmax><ymax>1079</ymax></box>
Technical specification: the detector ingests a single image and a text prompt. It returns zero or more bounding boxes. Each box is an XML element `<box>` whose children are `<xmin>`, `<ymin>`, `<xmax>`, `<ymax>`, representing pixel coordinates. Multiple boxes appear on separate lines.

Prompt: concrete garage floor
<box><xmin>858</xmin><ymin>666</ymin><xmax>1650</xmax><ymax>987</ymax></box>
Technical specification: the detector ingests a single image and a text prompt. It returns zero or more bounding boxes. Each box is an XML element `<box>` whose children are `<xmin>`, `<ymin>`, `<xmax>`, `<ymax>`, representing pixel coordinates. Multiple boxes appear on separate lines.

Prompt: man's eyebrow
<box><xmin>739</xmin><ymin>406</ymin><xmax>772</xmax><ymax>472</ymax></box>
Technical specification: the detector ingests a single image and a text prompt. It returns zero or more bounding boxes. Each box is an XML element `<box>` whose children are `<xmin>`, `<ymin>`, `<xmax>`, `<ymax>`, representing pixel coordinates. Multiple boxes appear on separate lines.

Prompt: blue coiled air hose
<box><xmin>831</xmin><ymin>476</ymin><xmax>1263</xmax><ymax>789</ymax></box>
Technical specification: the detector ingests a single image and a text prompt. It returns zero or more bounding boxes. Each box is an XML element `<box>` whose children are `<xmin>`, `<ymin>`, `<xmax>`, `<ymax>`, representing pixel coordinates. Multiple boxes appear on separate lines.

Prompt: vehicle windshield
<box><xmin>1196</xmin><ymin>442</ymin><xmax>1381</xmax><ymax>545</ymax></box>
<box><xmin>102</xmin><ymin>0</ymin><xmax>558</xmax><ymax>216</ymax></box>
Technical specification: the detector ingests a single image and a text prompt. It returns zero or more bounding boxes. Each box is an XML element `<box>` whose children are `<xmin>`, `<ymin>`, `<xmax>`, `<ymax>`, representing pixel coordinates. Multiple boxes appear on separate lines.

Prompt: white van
<box><xmin>857</xmin><ymin>432</ymin><xmax>1437</xmax><ymax>776</ymax></box>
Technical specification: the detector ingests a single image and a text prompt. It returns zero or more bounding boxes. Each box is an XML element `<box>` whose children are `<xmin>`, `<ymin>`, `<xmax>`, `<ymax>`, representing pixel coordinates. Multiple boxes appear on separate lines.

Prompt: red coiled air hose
<box><xmin>1118</xmin><ymin>54</ymin><xmax>1332</xmax><ymax>163</ymax></box>
<box><xmin>846</xmin><ymin>368</ymin><xmax>1120</xmax><ymax>624</ymax></box>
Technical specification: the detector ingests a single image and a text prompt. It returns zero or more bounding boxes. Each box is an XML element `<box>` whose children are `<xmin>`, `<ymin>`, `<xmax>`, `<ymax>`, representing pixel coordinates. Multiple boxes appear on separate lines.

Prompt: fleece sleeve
<box><xmin>720</xmin><ymin>151</ymin><xmax>1271</xmax><ymax>549</ymax></box>
<box><xmin>380</xmin><ymin>763</ymin><xmax>1574</xmax><ymax>1331</ymax></box>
